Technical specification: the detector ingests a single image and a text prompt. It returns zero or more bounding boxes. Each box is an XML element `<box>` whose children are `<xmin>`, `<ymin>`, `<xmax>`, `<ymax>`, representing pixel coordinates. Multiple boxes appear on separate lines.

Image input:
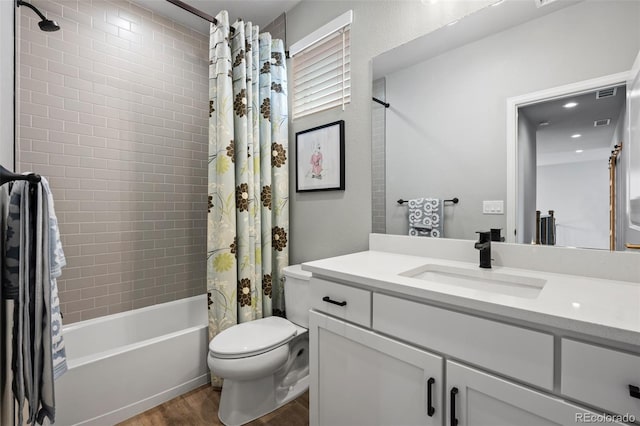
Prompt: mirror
<box><xmin>371</xmin><ymin>0</ymin><xmax>640</xmax><ymax>251</ymax></box>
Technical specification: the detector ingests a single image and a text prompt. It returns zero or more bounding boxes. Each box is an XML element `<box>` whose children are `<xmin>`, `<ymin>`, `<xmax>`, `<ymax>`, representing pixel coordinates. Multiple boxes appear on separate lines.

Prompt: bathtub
<box><xmin>55</xmin><ymin>295</ymin><xmax>210</xmax><ymax>426</ymax></box>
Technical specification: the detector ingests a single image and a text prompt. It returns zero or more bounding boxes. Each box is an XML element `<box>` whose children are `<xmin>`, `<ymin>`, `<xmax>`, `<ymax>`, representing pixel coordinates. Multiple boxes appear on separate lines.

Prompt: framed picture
<box><xmin>295</xmin><ymin>120</ymin><xmax>345</xmax><ymax>192</ymax></box>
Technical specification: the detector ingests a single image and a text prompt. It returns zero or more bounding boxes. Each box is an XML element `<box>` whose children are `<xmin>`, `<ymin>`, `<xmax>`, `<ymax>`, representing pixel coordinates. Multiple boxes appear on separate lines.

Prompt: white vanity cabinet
<box><xmin>446</xmin><ymin>361</ymin><xmax>624</xmax><ymax>426</ymax></box>
<box><xmin>310</xmin><ymin>311</ymin><xmax>444</xmax><ymax>426</ymax></box>
<box><xmin>309</xmin><ymin>276</ymin><xmax>635</xmax><ymax>426</ymax></box>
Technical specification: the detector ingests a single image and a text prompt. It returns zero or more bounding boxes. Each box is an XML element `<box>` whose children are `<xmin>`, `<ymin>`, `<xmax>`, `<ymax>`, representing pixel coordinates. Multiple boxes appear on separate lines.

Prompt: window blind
<box><xmin>292</xmin><ymin>25</ymin><xmax>351</xmax><ymax>119</ymax></box>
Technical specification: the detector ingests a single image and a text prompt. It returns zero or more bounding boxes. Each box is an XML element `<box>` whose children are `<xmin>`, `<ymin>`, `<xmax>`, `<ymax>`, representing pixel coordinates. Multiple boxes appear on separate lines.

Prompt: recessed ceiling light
<box><xmin>575</xmin><ymin>149</ymin><xmax>583</xmax><ymax>153</ymax></box>
<box><xmin>563</xmin><ymin>102</ymin><xmax>578</xmax><ymax>109</ymax></box>
<box><xmin>571</xmin><ymin>134</ymin><xmax>581</xmax><ymax>138</ymax></box>
<box><xmin>447</xmin><ymin>20</ymin><xmax>459</xmax><ymax>26</ymax></box>
<box><xmin>539</xmin><ymin>121</ymin><xmax>550</xmax><ymax>127</ymax></box>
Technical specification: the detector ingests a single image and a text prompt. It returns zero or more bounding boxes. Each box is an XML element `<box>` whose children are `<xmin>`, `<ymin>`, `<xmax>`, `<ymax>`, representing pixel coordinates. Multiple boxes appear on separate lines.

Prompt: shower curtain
<box><xmin>207</xmin><ymin>11</ymin><xmax>289</xmax><ymax>384</ymax></box>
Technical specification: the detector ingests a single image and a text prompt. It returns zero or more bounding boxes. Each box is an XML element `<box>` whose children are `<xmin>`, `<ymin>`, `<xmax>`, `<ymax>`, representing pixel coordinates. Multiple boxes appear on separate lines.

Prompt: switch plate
<box><xmin>483</xmin><ymin>200</ymin><xmax>504</xmax><ymax>215</ymax></box>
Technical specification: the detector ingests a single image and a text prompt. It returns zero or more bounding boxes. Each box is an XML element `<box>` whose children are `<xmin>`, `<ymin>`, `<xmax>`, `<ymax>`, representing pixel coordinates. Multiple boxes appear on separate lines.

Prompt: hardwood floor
<box><xmin>117</xmin><ymin>385</ymin><xmax>309</xmax><ymax>426</ymax></box>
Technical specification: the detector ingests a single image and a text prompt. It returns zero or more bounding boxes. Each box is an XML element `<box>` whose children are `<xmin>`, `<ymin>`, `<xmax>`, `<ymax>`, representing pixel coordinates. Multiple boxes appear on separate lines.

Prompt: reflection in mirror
<box><xmin>517</xmin><ymin>85</ymin><xmax>626</xmax><ymax>250</ymax></box>
<box><xmin>371</xmin><ymin>0</ymin><xmax>640</xmax><ymax>251</ymax></box>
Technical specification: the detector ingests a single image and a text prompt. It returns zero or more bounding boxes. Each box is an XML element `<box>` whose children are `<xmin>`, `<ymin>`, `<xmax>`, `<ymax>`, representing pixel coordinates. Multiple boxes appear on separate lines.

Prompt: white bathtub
<box><xmin>55</xmin><ymin>295</ymin><xmax>210</xmax><ymax>426</ymax></box>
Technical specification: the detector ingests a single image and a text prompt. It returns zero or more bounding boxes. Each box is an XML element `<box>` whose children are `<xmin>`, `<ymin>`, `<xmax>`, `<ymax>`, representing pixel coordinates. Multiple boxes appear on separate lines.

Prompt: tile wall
<box><xmin>17</xmin><ymin>0</ymin><xmax>209</xmax><ymax>322</ymax></box>
<box><xmin>372</xmin><ymin>78</ymin><xmax>386</xmax><ymax>234</ymax></box>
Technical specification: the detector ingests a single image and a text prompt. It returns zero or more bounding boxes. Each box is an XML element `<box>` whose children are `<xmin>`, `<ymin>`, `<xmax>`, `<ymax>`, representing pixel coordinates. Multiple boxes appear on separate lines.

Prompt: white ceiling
<box><xmin>520</xmin><ymin>85</ymin><xmax>626</xmax><ymax>166</ymax></box>
<box><xmin>133</xmin><ymin>0</ymin><xmax>301</xmax><ymax>34</ymax></box>
<box><xmin>372</xmin><ymin>0</ymin><xmax>581</xmax><ymax>80</ymax></box>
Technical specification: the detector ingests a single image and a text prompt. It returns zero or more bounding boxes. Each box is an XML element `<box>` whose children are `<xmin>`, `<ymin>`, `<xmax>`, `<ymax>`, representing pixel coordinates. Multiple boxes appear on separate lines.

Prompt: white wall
<box><xmin>384</xmin><ymin>0</ymin><xmax>640</xmax><ymax>240</ymax></box>
<box><xmin>537</xmin><ymin>160</ymin><xmax>608</xmax><ymax>250</ymax></box>
<box><xmin>0</xmin><ymin>0</ymin><xmax>14</xmax><ymax>170</ymax></box>
<box><xmin>285</xmin><ymin>0</ymin><xmax>494</xmax><ymax>263</ymax></box>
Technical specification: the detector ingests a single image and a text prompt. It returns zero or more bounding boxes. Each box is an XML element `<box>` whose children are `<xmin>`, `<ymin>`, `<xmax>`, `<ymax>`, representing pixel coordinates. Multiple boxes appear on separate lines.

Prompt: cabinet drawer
<box><xmin>373</xmin><ymin>293</ymin><xmax>554</xmax><ymax>390</ymax></box>
<box><xmin>561</xmin><ymin>339</ymin><xmax>640</xmax><ymax>418</ymax></box>
<box><xmin>310</xmin><ymin>278</ymin><xmax>371</xmax><ymax>327</ymax></box>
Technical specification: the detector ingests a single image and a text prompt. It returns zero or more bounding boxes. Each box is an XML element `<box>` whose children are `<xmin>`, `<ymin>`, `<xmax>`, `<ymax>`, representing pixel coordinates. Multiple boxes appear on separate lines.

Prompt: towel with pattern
<box><xmin>42</xmin><ymin>178</ymin><xmax>67</xmax><ymax>381</ymax></box>
<box><xmin>408</xmin><ymin>198</ymin><xmax>443</xmax><ymax>238</ymax></box>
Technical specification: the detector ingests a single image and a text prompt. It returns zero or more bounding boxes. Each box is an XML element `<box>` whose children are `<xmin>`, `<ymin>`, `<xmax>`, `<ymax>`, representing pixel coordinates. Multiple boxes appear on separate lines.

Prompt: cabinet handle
<box><xmin>630</xmin><ymin>385</ymin><xmax>640</xmax><ymax>399</ymax></box>
<box><xmin>426</xmin><ymin>377</ymin><xmax>435</xmax><ymax>417</ymax></box>
<box><xmin>322</xmin><ymin>296</ymin><xmax>347</xmax><ymax>307</ymax></box>
<box><xmin>450</xmin><ymin>387</ymin><xmax>459</xmax><ymax>426</ymax></box>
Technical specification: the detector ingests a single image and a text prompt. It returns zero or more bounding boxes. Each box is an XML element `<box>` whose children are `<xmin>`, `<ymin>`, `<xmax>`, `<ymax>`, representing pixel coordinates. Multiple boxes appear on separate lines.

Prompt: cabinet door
<box><xmin>446</xmin><ymin>361</ymin><xmax>626</xmax><ymax>426</ymax></box>
<box><xmin>310</xmin><ymin>311</ymin><xmax>443</xmax><ymax>426</ymax></box>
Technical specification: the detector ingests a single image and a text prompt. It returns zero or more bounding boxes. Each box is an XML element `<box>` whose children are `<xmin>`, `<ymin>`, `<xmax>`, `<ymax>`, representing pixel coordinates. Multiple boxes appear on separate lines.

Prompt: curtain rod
<box><xmin>372</xmin><ymin>97</ymin><xmax>390</xmax><ymax>108</ymax></box>
<box><xmin>165</xmin><ymin>0</ymin><xmax>235</xmax><ymax>33</ymax></box>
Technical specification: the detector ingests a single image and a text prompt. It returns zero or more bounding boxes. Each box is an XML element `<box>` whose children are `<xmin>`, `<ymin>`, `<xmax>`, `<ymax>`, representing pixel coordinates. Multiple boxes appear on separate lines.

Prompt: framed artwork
<box><xmin>295</xmin><ymin>120</ymin><xmax>345</xmax><ymax>192</ymax></box>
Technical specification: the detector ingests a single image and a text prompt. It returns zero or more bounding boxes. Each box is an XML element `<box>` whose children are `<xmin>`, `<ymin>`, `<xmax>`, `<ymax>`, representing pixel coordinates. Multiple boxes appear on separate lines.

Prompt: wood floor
<box><xmin>118</xmin><ymin>385</ymin><xmax>309</xmax><ymax>426</ymax></box>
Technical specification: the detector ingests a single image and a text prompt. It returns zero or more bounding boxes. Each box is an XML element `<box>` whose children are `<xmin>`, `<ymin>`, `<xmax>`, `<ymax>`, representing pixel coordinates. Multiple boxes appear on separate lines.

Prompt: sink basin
<box><xmin>399</xmin><ymin>264</ymin><xmax>547</xmax><ymax>299</ymax></box>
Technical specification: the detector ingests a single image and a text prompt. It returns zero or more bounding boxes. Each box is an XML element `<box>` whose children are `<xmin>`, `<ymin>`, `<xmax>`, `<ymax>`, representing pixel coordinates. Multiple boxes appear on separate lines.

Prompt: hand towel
<box><xmin>408</xmin><ymin>198</ymin><xmax>443</xmax><ymax>238</ymax></box>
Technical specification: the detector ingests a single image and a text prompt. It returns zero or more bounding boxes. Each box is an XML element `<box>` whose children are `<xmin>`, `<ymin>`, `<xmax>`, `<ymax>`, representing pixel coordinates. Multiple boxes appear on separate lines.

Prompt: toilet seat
<box><xmin>209</xmin><ymin>316</ymin><xmax>297</xmax><ymax>359</ymax></box>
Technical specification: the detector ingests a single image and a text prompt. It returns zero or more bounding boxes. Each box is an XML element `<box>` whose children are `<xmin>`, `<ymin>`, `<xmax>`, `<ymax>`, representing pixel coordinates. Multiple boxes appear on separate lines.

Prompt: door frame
<box><xmin>505</xmin><ymin>71</ymin><xmax>630</xmax><ymax>243</ymax></box>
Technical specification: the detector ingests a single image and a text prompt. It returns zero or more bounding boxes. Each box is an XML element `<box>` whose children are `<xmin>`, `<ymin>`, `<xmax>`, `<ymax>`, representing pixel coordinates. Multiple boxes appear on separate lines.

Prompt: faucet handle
<box><xmin>476</xmin><ymin>231</ymin><xmax>491</xmax><ymax>242</ymax></box>
<box><xmin>490</xmin><ymin>228</ymin><xmax>503</xmax><ymax>242</ymax></box>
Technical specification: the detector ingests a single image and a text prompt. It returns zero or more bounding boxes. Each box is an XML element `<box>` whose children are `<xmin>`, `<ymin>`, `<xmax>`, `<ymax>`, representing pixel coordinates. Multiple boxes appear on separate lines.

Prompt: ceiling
<box><xmin>133</xmin><ymin>0</ymin><xmax>301</xmax><ymax>34</ymax></box>
<box><xmin>520</xmin><ymin>85</ymin><xmax>626</xmax><ymax>166</ymax></box>
<box><xmin>373</xmin><ymin>0</ymin><xmax>580</xmax><ymax>80</ymax></box>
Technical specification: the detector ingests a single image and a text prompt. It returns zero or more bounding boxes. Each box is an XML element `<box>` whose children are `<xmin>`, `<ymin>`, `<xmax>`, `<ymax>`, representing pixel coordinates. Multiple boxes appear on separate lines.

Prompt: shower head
<box><xmin>16</xmin><ymin>0</ymin><xmax>60</xmax><ymax>32</ymax></box>
<box><xmin>38</xmin><ymin>19</ymin><xmax>60</xmax><ymax>32</ymax></box>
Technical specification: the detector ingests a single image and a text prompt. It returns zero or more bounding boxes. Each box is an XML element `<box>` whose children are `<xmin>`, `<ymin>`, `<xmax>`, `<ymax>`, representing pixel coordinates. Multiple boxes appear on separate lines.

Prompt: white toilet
<box><xmin>207</xmin><ymin>265</ymin><xmax>311</xmax><ymax>426</ymax></box>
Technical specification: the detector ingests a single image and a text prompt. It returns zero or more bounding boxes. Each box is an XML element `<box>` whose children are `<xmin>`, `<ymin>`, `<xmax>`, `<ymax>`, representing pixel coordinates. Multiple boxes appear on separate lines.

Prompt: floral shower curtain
<box><xmin>207</xmin><ymin>11</ymin><xmax>289</xmax><ymax>383</ymax></box>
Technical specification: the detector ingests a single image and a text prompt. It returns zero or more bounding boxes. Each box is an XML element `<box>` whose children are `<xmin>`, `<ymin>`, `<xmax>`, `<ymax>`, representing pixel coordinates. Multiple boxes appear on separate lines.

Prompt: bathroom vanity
<box><xmin>303</xmin><ymin>234</ymin><xmax>640</xmax><ymax>426</ymax></box>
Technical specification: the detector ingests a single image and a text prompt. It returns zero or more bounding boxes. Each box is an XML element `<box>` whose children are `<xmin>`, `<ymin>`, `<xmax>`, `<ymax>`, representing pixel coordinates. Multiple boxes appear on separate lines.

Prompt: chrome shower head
<box><xmin>17</xmin><ymin>0</ymin><xmax>60</xmax><ymax>32</ymax></box>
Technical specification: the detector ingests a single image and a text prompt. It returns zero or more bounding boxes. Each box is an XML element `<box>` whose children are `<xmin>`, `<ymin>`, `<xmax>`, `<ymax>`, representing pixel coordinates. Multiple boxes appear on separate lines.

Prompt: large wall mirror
<box><xmin>371</xmin><ymin>0</ymin><xmax>640</xmax><ymax>251</ymax></box>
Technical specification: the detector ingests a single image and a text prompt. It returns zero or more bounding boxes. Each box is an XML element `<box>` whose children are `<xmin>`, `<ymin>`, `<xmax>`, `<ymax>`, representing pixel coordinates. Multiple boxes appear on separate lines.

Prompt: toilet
<box><xmin>207</xmin><ymin>265</ymin><xmax>312</xmax><ymax>426</ymax></box>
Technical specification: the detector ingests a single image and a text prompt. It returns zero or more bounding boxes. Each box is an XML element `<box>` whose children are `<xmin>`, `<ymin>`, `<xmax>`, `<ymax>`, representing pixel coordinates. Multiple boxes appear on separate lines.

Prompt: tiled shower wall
<box><xmin>17</xmin><ymin>0</ymin><xmax>209</xmax><ymax>323</ymax></box>
<box><xmin>372</xmin><ymin>78</ymin><xmax>386</xmax><ymax>234</ymax></box>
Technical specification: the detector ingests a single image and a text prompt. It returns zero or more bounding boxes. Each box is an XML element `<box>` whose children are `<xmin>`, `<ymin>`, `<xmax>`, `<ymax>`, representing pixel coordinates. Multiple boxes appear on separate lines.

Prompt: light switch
<box><xmin>483</xmin><ymin>200</ymin><xmax>504</xmax><ymax>215</ymax></box>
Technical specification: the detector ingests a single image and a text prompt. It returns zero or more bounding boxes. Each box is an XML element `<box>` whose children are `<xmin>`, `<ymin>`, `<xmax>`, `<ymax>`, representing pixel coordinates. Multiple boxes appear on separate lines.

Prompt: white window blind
<box><xmin>292</xmin><ymin>13</ymin><xmax>351</xmax><ymax>119</ymax></box>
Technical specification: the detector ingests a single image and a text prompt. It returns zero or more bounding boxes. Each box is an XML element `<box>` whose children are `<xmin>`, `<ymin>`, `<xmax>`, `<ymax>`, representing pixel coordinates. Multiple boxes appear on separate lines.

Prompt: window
<box><xmin>291</xmin><ymin>11</ymin><xmax>352</xmax><ymax>119</ymax></box>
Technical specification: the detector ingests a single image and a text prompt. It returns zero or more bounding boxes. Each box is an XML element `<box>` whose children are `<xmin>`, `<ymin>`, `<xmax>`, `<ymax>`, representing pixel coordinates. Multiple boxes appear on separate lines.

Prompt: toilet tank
<box><xmin>283</xmin><ymin>265</ymin><xmax>312</xmax><ymax>328</ymax></box>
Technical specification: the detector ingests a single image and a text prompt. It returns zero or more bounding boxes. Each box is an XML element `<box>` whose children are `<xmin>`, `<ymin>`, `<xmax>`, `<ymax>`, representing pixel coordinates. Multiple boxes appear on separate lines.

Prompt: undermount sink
<box><xmin>399</xmin><ymin>264</ymin><xmax>547</xmax><ymax>299</ymax></box>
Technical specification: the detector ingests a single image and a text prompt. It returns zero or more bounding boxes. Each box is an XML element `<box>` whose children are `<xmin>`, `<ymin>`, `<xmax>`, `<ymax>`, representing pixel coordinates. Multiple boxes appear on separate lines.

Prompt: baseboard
<box><xmin>76</xmin><ymin>374</ymin><xmax>211</xmax><ymax>426</ymax></box>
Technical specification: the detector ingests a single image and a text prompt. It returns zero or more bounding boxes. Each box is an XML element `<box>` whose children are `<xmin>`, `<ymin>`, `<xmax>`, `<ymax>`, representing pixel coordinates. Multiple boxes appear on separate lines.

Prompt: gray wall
<box><xmin>17</xmin><ymin>0</ymin><xmax>209</xmax><ymax>323</ymax></box>
<box><xmin>263</xmin><ymin>12</ymin><xmax>286</xmax><ymax>44</ymax></box>
<box><xmin>285</xmin><ymin>0</ymin><xmax>493</xmax><ymax>263</ymax></box>
<box><xmin>384</xmin><ymin>0</ymin><xmax>640</xmax><ymax>240</ymax></box>
<box><xmin>0</xmin><ymin>0</ymin><xmax>14</xmax><ymax>169</ymax></box>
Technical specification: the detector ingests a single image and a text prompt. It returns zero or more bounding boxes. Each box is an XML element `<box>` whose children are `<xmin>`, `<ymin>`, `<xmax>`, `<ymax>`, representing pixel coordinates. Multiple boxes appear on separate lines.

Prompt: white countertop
<box><xmin>302</xmin><ymin>250</ymin><xmax>640</xmax><ymax>347</ymax></box>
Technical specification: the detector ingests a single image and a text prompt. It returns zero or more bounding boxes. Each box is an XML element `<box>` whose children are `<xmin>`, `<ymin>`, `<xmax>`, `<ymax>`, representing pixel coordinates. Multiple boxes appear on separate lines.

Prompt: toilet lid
<box><xmin>209</xmin><ymin>316</ymin><xmax>297</xmax><ymax>359</ymax></box>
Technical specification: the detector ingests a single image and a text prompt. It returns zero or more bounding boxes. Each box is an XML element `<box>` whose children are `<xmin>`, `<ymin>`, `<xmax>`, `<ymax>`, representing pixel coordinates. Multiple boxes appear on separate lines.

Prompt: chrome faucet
<box><xmin>474</xmin><ymin>231</ymin><xmax>492</xmax><ymax>269</ymax></box>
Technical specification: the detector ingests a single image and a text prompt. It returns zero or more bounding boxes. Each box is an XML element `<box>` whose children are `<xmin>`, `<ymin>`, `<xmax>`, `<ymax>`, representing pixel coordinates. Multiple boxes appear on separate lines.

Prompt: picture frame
<box><xmin>295</xmin><ymin>120</ymin><xmax>345</xmax><ymax>192</ymax></box>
